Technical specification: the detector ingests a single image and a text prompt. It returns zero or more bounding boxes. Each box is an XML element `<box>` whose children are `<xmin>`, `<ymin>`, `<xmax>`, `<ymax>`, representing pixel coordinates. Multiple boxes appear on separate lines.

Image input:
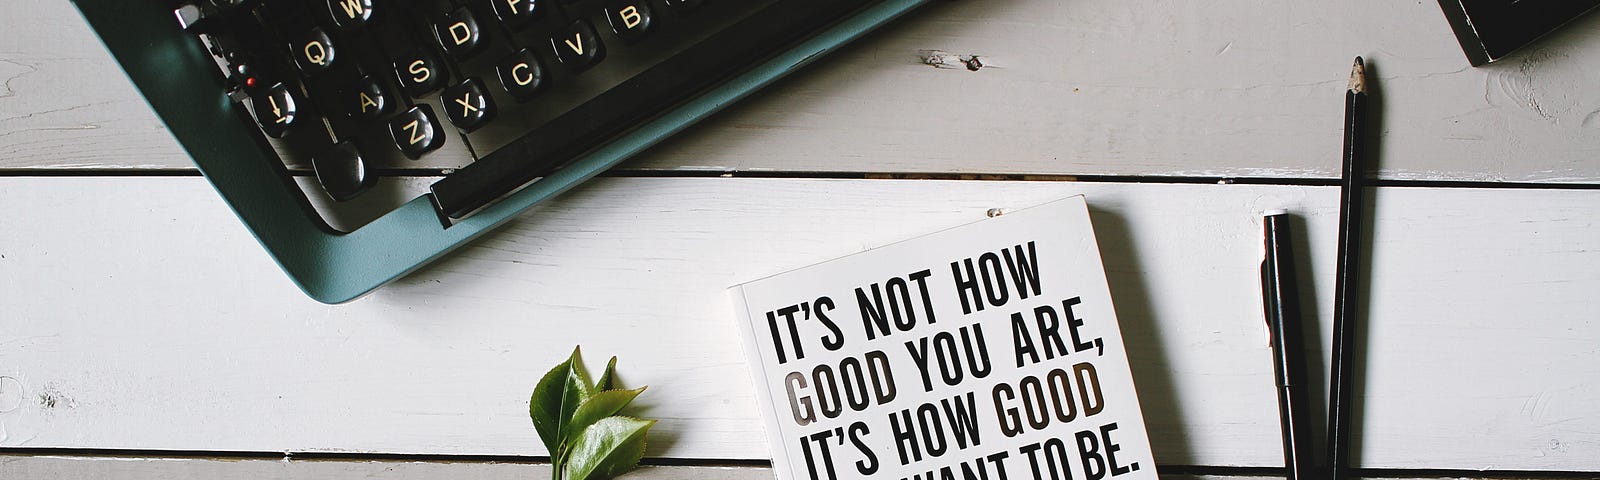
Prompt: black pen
<box><xmin>1262</xmin><ymin>211</ymin><xmax>1315</xmax><ymax>480</ymax></box>
<box><xmin>1328</xmin><ymin>56</ymin><xmax>1369</xmax><ymax>480</ymax></box>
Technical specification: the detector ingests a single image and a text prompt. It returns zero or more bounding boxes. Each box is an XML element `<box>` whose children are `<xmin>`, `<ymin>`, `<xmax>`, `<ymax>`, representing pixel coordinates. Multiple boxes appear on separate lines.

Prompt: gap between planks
<box><xmin>9</xmin><ymin>168</ymin><xmax>1600</xmax><ymax>191</ymax></box>
<box><xmin>1</xmin><ymin>453</ymin><xmax>1595</xmax><ymax>480</ymax></box>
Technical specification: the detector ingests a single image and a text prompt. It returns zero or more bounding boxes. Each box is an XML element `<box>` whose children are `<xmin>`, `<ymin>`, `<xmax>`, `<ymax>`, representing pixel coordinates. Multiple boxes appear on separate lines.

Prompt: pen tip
<box><xmin>1349</xmin><ymin>57</ymin><xmax>1366</xmax><ymax>93</ymax></box>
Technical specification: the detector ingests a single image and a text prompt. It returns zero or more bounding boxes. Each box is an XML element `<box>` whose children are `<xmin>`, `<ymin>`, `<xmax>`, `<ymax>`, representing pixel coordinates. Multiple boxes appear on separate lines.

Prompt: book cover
<box><xmin>730</xmin><ymin>196</ymin><xmax>1157</xmax><ymax>480</ymax></box>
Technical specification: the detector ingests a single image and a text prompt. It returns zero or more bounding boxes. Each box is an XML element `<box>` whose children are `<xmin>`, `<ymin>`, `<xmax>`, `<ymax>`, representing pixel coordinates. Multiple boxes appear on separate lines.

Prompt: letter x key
<box><xmin>442</xmin><ymin>78</ymin><xmax>494</xmax><ymax>132</ymax></box>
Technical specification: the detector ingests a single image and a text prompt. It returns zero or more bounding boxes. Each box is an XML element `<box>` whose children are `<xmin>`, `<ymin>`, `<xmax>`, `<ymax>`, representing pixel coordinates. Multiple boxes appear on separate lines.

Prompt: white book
<box><xmin>730</xmin><ymin>196</ymin><xmax>1157</xmax><ymax>480</ymax></box>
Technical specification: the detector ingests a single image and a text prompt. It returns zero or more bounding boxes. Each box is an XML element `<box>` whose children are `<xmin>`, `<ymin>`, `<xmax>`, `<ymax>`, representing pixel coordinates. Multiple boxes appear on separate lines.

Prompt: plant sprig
<box><xmin>531</xmin><ymin>347</ymin><xmax>655</xmax><ymax>480</ymax></box>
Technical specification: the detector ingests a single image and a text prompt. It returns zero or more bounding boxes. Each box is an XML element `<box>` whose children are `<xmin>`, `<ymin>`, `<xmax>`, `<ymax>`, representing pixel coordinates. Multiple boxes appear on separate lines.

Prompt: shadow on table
<box><xmin>1088</xmin><ymin>207</ymin><xmax>1195</xmax><ymax>466</ymax></box>
<box><xmin>1288</xmin><ymin>211</ymin><xmax>1330</xmax><ymax>472</ymax></box>
<box><xmin>1092</xmin><ymin>204</ymin><xmax>1347</xmax><ymax>470</ymax></box>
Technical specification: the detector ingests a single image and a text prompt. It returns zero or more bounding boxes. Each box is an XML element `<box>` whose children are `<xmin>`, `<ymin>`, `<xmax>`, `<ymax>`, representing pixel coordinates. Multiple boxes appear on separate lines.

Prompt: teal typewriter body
<box><xmin>74</xmin><ymin>0</ymin><xmax>930</xmax><ymax>303</ymax></box>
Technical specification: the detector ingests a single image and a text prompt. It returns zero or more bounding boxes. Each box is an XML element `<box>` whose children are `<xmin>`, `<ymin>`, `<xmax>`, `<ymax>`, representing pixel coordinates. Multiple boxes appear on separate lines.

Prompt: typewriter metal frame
<box><xmin>74</xmin><ymin>0</ymin><xmax>929</xmax><ymax>303</ymax></box>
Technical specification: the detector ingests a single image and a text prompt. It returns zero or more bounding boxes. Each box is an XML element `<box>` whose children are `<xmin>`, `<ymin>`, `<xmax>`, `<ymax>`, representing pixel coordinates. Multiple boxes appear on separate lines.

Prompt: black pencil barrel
<box><xmin>1328</xmin><ymin>56</ymin><xmax>1368</xmax><ymax>480</ymax></box>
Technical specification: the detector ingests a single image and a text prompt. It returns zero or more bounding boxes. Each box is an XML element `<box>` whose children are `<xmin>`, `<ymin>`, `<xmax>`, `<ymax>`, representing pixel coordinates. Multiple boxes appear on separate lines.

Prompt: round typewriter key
<box><xmin>347</xmin><ymin>76</ymin><xmax>394</xmax><ymax>120</ymax></box>
<box><xmin>549</xmin><ymin>19</ymin><xmax>605</xmax><ymax>72</ymax></box>
<box><xmin>434</xmin><ymin>7</ymin><xmax>486</xmax><ymax>59</ymax></box>
<box><xmin>292</xmin><ymin>27</ymin><xmax>337</xmax><ymax>74</ymax></box>
<box><xmin>496</xmin><ymin>48</ymin><xmax>548</xmax><ymax>102</ymax></box>
<box><xmin>251</xmin><ymin>82</ymin><xmax>298</xmax><ymax>138</ymax></box>
<box><xmin>493</xmin><ymin>0</ymin><xmax>541</xmax><ymax>30</ymax></box>
<box><xmin>394</xmin><ymin>49</ymin><xmax>447</xmax><ymax>97</ymax></box>
<box><xmin>312</xmin><ymin>140</ymin><xmax>375</xmax><ymax>202</ymax></box>
<box><xmin>442</xmin><ymin>78</ymin><xmax>495</xmax><ymax>132</ymax></box>
<box><xmin>389</xmin><ymin>104</ymin><xmax>446</xmax><ymax>159</ymax></box>
<box><xmin>327</xmin><ymin>0</ymin><xmax>374</xmax><ymax>30</ymax></box>
<box><xmin>604</xmin><ymin>0</ymin><xmax>654</xmax><ymax>42</ymax></box>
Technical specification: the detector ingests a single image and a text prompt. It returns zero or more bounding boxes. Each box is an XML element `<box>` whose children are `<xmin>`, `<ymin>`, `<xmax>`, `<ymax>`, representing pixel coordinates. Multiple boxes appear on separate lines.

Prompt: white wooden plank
<box><xmin>5</xmin><ymin>177</ymin><xmax>1600</xmax><ymax>470</ymax></box>
<box><xmin>7</xmin><ymin>0</ymin><xmax>1600</xmax><ymax>182</ymax></box>
<box><xmin>1360</xmin><ymin>187</ymin><xmax>1600</xmax><ymax>468</ymax></box>
<box><xmin>1</xmin><ymin>177</ymin><xmax>1336</xmax><ymax>468</ymax></box>
<box><xmin>0</xmin><ymin>0</ymin><xmax>189</xmax><ymax>170</ymax></box>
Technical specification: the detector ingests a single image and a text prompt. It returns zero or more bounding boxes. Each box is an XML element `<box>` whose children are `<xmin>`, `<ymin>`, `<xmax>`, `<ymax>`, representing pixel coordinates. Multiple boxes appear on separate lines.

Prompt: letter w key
<box><xmin>327</xmin><ymin>0</ymin><xmax>373</xmax><ymax>30</ymax></box>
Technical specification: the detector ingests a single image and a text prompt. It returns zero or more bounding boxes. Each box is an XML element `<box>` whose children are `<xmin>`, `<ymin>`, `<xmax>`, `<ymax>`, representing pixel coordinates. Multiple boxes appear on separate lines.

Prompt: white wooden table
<box><xmin>4</xmin><ymin>0</ymin><xmax>1600</xmax><ymax>478</ymax></box>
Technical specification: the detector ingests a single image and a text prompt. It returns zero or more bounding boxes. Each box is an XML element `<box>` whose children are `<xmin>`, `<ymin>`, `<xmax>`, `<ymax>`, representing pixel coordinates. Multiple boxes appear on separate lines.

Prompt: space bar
<box><xmin>428</xmin><ymin>0</ymin><xmax>862</xmax><ymax>219</ymax></box>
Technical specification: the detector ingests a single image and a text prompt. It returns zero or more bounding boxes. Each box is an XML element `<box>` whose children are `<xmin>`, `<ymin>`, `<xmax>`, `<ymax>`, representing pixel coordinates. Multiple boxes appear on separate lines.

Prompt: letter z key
<box><xmin>389</xmin><ymin>104</ymin><xmax>446</xmax><ymax>159</ymax></box>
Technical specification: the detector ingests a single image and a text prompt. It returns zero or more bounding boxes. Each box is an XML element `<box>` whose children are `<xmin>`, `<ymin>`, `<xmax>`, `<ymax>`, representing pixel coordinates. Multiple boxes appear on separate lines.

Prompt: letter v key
<box><xmin>564</xmin><ymin>33</ymin><xmax>584</xmax><ymax>55</ymax></box>
<box><xmin>550</xmin><ymin>19</ymin><xmax>604</xmax><ymax>72</ymax></box>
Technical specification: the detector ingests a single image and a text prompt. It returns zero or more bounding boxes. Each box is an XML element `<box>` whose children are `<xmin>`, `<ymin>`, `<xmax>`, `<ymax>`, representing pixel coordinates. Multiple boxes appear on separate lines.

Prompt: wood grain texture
<box><xmin>1360</xmin><ymin>187</ymin><xmax>1600</xmax><ymax>467</ymax></box>
<box><xmin>3</xmin><ymin>177</ymin><xmax>1599</xmax><ymax>470</ymax></box>
<box><xmin>0</xmin><ymin>0</ymin><xmax>189</xmax><ymax>170</ymax></box>
<box><xmin>5</xmin><ymin>0</ymin><xmax>1600</xmax><ymax>182</ymax></box>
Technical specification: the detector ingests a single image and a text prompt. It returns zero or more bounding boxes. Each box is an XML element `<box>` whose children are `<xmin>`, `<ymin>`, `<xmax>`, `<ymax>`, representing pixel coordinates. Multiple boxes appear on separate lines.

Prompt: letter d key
<box><xmin>433</xmin><ymin>7</ymin><xmax>485</xmax><ymax>59</ymax></box>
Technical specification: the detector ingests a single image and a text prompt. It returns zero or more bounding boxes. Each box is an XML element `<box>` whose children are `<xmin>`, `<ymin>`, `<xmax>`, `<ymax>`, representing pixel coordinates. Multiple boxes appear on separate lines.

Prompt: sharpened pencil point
<box><xmin>1349</xmin><ymin>57</ymin><xmax>1366</xmax><ymax>94</ymax></box>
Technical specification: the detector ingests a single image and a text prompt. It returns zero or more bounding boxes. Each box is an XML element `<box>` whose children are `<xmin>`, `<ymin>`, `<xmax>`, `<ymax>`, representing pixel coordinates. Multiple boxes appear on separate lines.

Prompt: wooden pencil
<box><xmin>1327</xmin><ymin>56</ymin><xmax>1368</xmax><ymax>480</ymax></box>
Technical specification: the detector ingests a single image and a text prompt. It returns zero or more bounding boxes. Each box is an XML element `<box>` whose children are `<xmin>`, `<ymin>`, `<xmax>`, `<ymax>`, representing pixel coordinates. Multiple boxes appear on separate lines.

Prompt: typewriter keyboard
<box><xmin>173</xmin><ymin>0</ymin><xmax>872</xmax><ymax>226</ymax></box>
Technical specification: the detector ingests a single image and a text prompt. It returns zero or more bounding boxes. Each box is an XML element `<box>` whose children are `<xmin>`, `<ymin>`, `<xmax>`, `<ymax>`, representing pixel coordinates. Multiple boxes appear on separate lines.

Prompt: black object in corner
<box><xmin>1438</xmin><ymin>0</ymin><xmax>1600</xmax><ymax>66</ymax></box>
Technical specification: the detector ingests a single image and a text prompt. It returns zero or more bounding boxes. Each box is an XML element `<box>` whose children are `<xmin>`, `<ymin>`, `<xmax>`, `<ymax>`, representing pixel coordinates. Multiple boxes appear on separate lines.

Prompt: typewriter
<box><xmin>74</xmin><ymin>0</ymin><xmax>931</xmax><ymax>303</ymax></box>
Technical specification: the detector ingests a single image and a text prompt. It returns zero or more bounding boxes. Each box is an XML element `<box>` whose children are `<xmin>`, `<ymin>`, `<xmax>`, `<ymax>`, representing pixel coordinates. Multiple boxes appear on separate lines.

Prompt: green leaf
<box><xmin>595</xmin><ymin>356</ymin><xmax>619</xmax><ymax>391</ymax></box>
<box><xmin>530</xmin><ymin>347</ymin><xmax>596</xmax><ymax>455</ymax></box>
<box><xmin>566</xmin><ymin>387</ymin><xmax>646</xmax><ymax>448</ymax></box>
<box><xmin>531</xmin><ymin>358</ymin><xmax>571</xmax><ymax>454</ymax></box>
<box><xmin>560</xmin><ymin>348</ymin><xmax>595</xmax><ymax>438</ymax></box>
<box><xmin>562</xmin><ymin>416</ymin><xmax>655</xmax><ymax>480</ymax></box>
